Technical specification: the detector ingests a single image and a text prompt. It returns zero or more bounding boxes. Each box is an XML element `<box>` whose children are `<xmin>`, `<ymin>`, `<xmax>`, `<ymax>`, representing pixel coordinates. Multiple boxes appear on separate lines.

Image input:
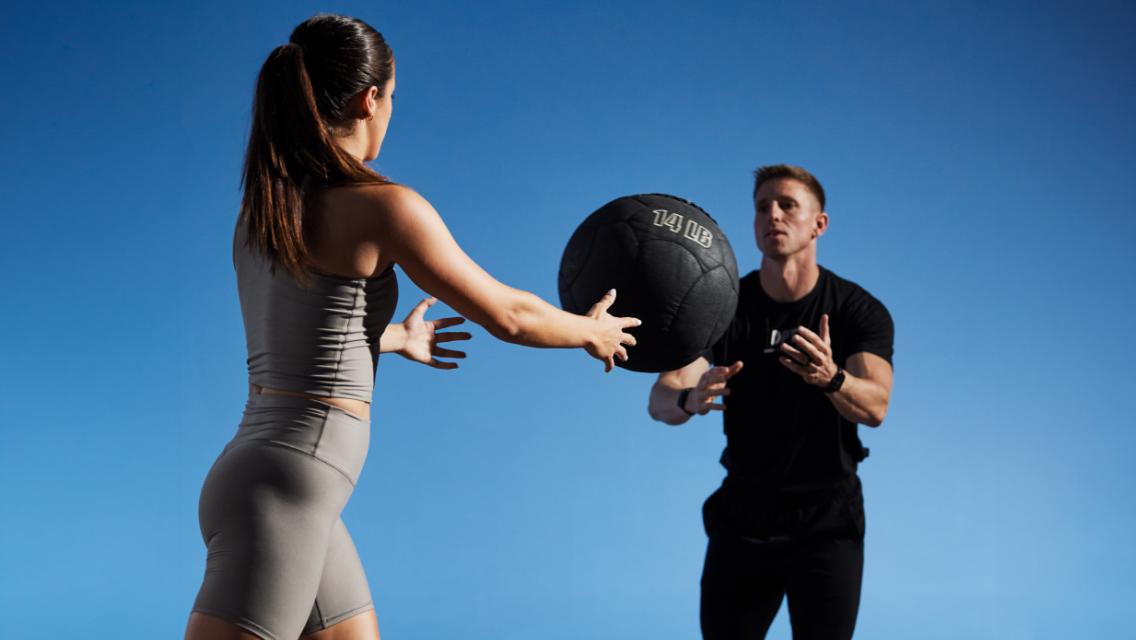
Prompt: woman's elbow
<box><xmin>485</xmin><ymin>291</ymin><xmax>551</xmax><ymax>344</ymax></box>
<box><xmin>451</xmin><ymin>290</ymin><xmax>526</xmax><ymax>342</ymax></box>
<box><xmin>480</xmin><ymin>307</ymin><xmax>525</xmax><ymax>343</ymax></box>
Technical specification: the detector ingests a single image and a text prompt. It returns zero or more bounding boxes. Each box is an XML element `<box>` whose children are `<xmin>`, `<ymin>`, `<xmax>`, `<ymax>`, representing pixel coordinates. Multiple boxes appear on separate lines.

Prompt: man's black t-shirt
<box><xmin>706</xmin><ymin>266</ymin><xmax>893</xmax><ymax>536</ymax></box>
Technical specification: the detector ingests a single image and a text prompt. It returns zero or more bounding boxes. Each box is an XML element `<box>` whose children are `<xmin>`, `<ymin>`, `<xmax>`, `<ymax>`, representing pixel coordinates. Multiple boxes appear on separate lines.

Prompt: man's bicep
<box><xmin>845</xmin><ymin>352</ymin><xmax>893</xmax><ymax>393</ymax></box>
<box><xmin>655</xmin><ymin>356</ymin><xmax>711</xmax><ymax>390</ymax></box>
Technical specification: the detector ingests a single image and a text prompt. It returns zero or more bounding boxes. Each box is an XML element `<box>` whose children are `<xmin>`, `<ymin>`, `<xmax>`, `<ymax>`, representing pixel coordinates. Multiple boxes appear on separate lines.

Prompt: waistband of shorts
<box><xmin>228</xmin><ymin>393</ymin><xmax>371</xmax><ymax>484</ymax></box>
<box><xmin>243</xmin><ymin>393</ymin><xmax>369</xmax><ymax>424</ymax></box>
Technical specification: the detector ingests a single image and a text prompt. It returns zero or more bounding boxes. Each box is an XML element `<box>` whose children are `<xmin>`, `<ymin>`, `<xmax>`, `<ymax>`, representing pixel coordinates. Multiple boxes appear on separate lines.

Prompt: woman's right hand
<box><xmin>585</xmin><ymin>289</ymin><xmax>642</xmax><ymax>372</ymax></box>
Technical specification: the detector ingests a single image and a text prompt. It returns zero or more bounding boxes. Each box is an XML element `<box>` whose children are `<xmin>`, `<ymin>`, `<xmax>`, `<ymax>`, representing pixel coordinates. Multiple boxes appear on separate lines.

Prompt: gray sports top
<box><xmin>234</xmin><ymin>224</ymin><xmax>399</xmax><ymax>401</ymax></box>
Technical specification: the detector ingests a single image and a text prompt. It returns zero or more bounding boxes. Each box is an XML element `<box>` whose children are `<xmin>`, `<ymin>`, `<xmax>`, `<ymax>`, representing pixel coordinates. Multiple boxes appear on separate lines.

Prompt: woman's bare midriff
<box><xmin>250</xmin><ymin>383</ymin><xmax>371</xmax><ymax>421</ymax></box>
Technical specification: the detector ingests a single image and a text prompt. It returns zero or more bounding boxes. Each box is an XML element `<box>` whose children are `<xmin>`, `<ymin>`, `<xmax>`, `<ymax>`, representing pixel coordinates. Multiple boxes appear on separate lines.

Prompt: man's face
<box><xmin>753</xmin><ymin>178</ymin><xmax>828</xmax><ymax>259</ymax></box>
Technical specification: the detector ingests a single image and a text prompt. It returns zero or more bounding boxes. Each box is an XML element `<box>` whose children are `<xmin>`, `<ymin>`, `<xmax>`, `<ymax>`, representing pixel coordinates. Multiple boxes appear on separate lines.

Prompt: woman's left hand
<box><xmin>397</xmin><ymin>297</ymin><xmax>471</xmax><ymax>369</ymax></box>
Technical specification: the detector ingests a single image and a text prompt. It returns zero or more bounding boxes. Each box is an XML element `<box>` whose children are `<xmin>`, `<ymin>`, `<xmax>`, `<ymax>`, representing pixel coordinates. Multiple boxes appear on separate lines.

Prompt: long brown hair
<box><xmin>240</xmin><ymin>14</ymin><xmax>394</xmax><ymax>281</ymax></box>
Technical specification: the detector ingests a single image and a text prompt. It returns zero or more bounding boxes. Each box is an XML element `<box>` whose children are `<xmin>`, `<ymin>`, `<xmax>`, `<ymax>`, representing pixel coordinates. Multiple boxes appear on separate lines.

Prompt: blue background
<box><xmin>2</xmin><ymin>1</ymin><xmax>1134</xmax><ymax>638</ymax></box>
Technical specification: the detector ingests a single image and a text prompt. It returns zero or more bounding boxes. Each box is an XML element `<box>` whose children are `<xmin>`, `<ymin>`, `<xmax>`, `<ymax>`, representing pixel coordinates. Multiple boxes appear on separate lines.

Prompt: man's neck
<box><xmin>759</xmin><ymin>252</ymin><xmax>820</xmax><ymax>303</ymax></box>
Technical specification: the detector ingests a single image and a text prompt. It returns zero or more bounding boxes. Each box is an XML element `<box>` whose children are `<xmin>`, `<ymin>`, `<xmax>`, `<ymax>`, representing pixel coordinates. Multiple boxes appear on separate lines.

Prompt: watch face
<box><xmin>831</xmin><ymin>370</ymin><xmax>849</xmax><ymax>391</ymax></box>
<box><xmin>829</xmin><ymin>370</ymin><xmax>845</xmax><ymax>392</ymax></box>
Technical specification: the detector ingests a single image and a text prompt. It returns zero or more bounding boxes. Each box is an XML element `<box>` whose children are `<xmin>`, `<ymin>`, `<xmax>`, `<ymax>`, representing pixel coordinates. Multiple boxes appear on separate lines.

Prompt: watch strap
<box><xmin>676</xmin><ymin>387</ymin><xmax>695</xmax><ymax>415</ymax></box>
<box><xmin>823</xmin><ymin>368</ymin><xmax>846</xmax><ymax>393</ymax></box>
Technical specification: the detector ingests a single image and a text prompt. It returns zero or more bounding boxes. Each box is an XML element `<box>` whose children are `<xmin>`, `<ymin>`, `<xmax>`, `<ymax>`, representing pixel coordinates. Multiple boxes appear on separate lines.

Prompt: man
<box><xmin>648</xmin><ymin>165</ymin><xmax>894</xmax><ymax>639</ymax></box>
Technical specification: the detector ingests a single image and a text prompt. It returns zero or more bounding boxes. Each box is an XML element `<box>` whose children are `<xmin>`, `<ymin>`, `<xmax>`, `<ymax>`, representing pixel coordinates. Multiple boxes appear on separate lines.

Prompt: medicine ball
<box><xmin>558</xmin><ymin>194</ymin><xmax>739</xmax><ymax>372</ymax></box>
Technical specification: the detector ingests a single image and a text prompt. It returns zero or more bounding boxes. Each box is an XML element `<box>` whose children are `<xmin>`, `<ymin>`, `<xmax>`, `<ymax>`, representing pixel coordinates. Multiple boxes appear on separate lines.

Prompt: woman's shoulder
<box><xmin>317</xmin><ymin>179</ymin><xmax>402</xmax><ymax>205</ymax></box>
<box><xmin>317</xmin><ymin>181</ymin><xmax>434</xmax><ymax>222</ymax></box>
<box><xmin>312</xmin><ymin>182</ymin><xmax>451</xmax><ymax>261</ymax></box>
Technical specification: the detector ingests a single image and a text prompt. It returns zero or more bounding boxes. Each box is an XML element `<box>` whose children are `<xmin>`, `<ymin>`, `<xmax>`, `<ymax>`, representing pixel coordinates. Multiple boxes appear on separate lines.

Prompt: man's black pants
<box><xmin>700</xmin><ymin>533</ymin><xmax>863</xmax><ymax>640</ymax></box>
<box><xmin>700</xmin><ymin>475</ymin><xmax>865</xmax><ymax>640</ymax></box>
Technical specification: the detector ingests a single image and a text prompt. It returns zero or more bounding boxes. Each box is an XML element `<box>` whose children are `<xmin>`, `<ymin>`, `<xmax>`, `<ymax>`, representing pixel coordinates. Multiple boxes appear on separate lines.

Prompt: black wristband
<box><xmin>676</xmin><ymin>387</ymin><xmax>695</xmax><ymax>415</ymax></box>
<box><xmin>823</xmin><ymin>368</ymin><xmax>846</xmax><ymax>393</ymax></box>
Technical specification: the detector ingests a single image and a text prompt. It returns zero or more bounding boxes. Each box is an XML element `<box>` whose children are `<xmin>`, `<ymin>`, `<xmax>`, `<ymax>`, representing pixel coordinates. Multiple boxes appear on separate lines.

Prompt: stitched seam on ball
<box><xmin>635</xmin><ymin>236</ymin><xmax>704</xmax><ymax>332</ymax></box>
<box><xmin>703</xmin><ymin>265</ymin><xmax>737</xmax><ymax>347</ymax></box>
<box><xmin>662</xmin><ymin>260</ymin><xmax>707</xmax><ymax>334</ymax></box>
<box><xmin>561</xmin><ymin>221</ymin><xmax>596</xmax><ymax>293</ymax></box>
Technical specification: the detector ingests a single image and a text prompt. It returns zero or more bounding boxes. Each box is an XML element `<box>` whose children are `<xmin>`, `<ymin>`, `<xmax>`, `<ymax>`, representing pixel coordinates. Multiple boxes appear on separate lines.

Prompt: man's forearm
<box><xmin>825</xmin><ymin>372</ymin><xmax>889</xmax><ymax>426</ymax></box>
<box><xmin>648</xmin><ymin>383</ymin><xmax>694</xmax><ymax>426</ymax></box>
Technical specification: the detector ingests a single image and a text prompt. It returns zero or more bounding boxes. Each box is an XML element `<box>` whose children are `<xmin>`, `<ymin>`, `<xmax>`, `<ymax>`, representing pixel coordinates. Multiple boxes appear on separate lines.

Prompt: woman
<box><xmin>185</xmin><ymin>14</ymin><xmax>640</xmax><ymax>640</ymax></box>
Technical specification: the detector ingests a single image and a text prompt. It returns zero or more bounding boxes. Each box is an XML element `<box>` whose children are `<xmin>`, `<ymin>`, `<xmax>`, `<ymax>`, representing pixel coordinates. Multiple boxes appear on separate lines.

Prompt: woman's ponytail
<box><xmin>239</xmin><ymin>16</ymin><xmax>393</xmax><ymax>282</ymax></box>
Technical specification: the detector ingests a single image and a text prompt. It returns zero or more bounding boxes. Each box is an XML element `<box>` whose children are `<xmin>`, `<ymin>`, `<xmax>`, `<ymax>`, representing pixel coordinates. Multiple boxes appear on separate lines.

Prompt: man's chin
<box><xmin>759</xmin><ymin>245</ymin><xmax>792</xmax><ymax>260</ymax></box>
<box><xmin>758</xmin><ymin>237</ymin><xmax>791</xmax><ymax>256</ymax></box>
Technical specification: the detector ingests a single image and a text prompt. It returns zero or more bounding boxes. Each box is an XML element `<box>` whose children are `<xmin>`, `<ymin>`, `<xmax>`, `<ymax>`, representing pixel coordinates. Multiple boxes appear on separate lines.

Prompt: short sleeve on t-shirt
<box><xmin>841</xmin><ymin>291</ymin><xmax>894</xmax><ymax>365</ymax></box>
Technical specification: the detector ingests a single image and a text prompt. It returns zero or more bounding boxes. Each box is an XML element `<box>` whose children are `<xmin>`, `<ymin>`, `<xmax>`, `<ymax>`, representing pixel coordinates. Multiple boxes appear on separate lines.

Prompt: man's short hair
<box><xmin>752</xmin><ymin>164</ymin><xmax>826</xmax><ymax>210</ymax></box>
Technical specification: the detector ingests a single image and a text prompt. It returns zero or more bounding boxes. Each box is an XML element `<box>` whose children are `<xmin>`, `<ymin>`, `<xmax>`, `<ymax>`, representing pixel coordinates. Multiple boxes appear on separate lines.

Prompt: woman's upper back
<box><xmin>234</xmin><ymin>214</ymin><xmax>399</xmax><ymax>402</ymax></box>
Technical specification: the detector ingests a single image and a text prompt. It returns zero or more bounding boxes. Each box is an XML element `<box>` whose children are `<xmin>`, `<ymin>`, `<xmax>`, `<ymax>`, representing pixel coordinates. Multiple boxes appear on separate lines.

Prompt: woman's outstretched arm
<box><xmin>365</xmin><ymin>184</ymin><xmax>641</xmax><ymax>371</ymax></box>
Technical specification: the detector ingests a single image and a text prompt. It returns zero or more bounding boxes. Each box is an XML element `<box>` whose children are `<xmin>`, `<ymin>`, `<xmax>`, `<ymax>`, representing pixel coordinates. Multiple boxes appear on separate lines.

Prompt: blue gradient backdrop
<box><xmin>1</xmin><ymin>1</ymin><xmax>1133</xmax><ymax>638</ymax></box>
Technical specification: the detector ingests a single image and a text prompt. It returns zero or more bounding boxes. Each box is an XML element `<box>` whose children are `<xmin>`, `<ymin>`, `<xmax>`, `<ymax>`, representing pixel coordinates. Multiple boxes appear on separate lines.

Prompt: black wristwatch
<box><xmin>676</xmin><ymin>387</ymin><xmax>695</xmax><ymax>415</ymax></box>
<box><xmin>822</xmin><ymin>368</ymin><xmax>846</xmax><ymax>394</ymax></box>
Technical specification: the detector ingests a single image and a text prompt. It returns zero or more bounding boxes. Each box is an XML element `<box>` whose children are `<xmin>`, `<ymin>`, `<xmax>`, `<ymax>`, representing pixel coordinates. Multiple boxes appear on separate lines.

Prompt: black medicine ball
<box><xmin>558</xmin><ymin>194</ymin><xmax>739</xmax><ymax>372</ymax></box>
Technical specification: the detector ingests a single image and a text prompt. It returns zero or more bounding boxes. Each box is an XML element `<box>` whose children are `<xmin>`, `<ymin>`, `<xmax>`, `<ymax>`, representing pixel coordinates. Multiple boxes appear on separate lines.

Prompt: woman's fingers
<box><xmin>434</xmin><ymin>331</ymin><xmax>472</xmax><ymax>343</ymax></box>
<box><xmin>432</xmin><ymin>347</ymin><xmax>466</xmax><ymax>359</ymax></box>
<box><xmin>432</xmin><ymin>316</ymin><xmax>466</xmax><ymax>330</ymax></box>
<box><xmin>588</xmin><ymin>289</ymin><xmax>618</xmax><ymax>317</ymax></box>
<box><xmin>408</xmin><ymin>297</ymin><xmax>438</xmax><ymax>320</ymax></box>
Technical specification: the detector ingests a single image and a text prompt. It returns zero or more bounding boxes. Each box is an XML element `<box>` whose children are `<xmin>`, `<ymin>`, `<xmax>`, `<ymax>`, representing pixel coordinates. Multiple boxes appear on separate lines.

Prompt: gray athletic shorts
<box><xmin>192</xmin><ymin>394</ymin><xmax>373</xmax><ymax>639</ymax></box>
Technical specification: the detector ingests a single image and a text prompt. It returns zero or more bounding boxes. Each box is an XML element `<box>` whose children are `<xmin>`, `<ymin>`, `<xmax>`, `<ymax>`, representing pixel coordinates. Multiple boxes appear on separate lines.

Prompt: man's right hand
<box><xmin>684</xmin><ymin>361</ymin><xmax>745</xmax><ymax>414</ymax></box>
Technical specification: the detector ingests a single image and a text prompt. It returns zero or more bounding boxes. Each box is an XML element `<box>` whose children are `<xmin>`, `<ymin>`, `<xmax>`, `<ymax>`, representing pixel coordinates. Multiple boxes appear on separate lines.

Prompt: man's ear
<box><xmin>814</xmin><ymin>211</ymin><xmax>830</xmax><ymax>238</ymax></box>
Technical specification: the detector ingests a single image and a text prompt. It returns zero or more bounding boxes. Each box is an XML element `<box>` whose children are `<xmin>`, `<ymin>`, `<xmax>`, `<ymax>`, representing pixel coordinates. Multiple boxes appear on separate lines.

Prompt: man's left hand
<box><xmin>779</xmin><ymin>314</ymin><xmax>839</xmax><ymax>387</ymax></box>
